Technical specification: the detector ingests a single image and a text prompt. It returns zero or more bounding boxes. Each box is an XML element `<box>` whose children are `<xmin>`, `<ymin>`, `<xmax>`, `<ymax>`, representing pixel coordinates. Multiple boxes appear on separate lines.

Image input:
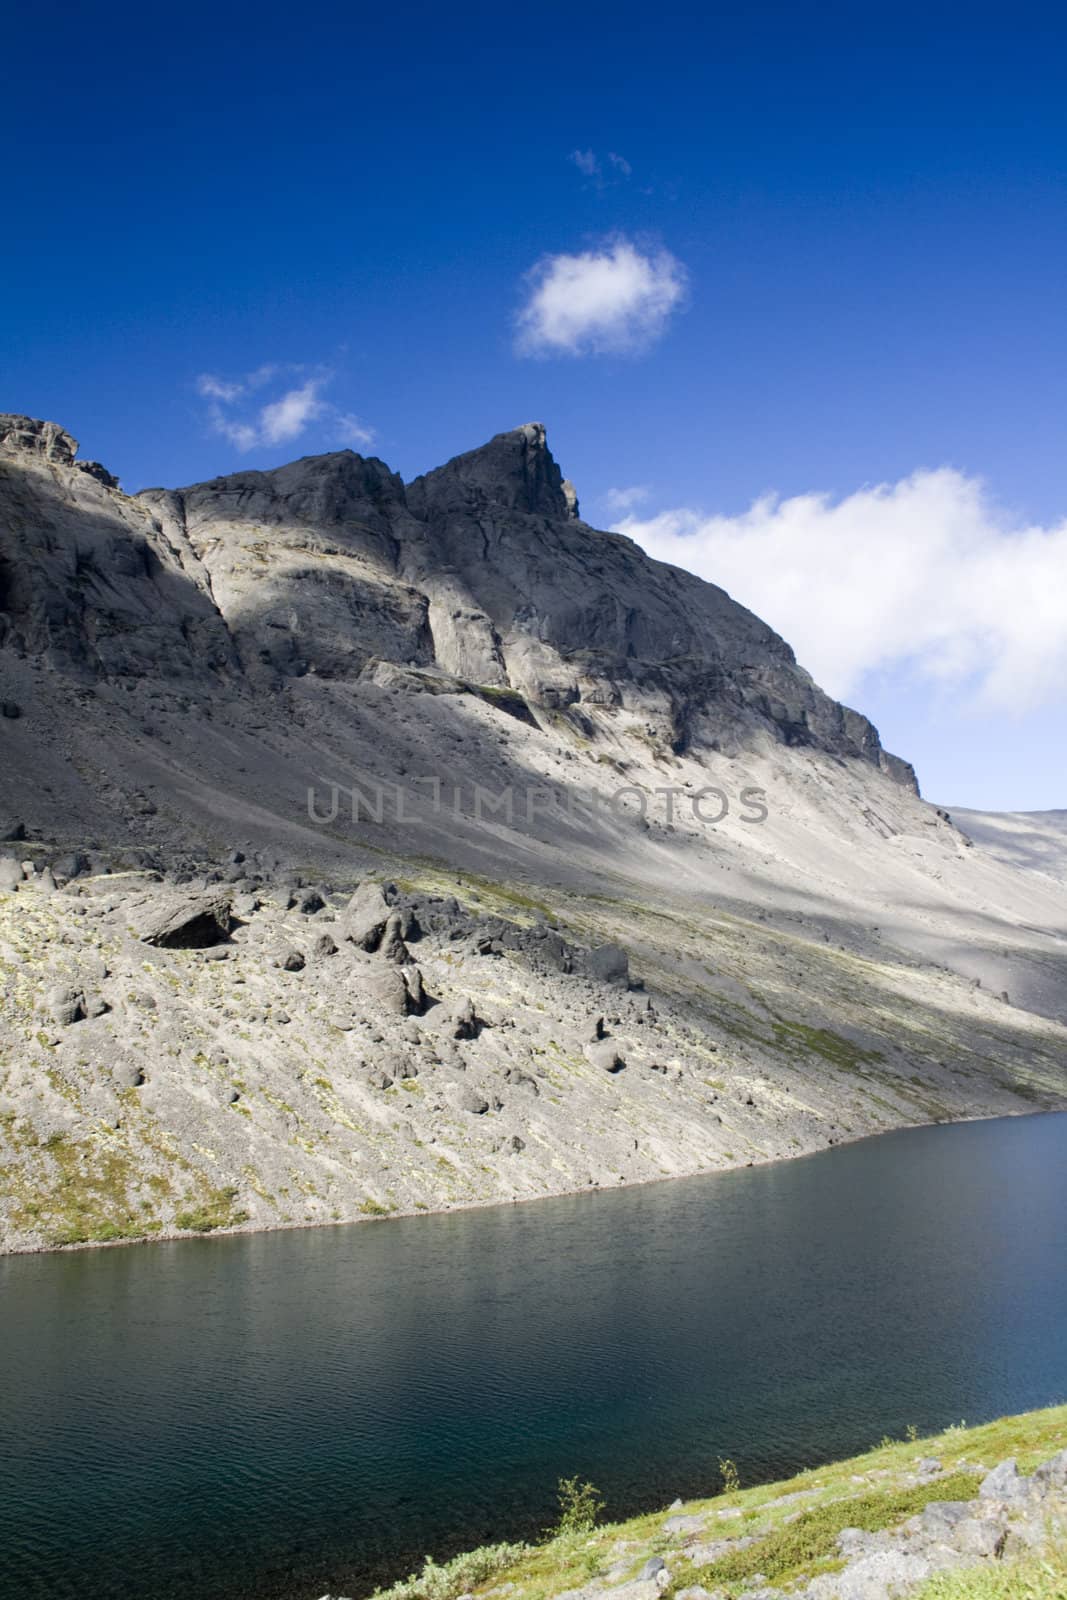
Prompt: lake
<box><xmin>2</xmin><ymin>1112</ymin><xmax>1066</xmax><ymax>1600</ymax></box>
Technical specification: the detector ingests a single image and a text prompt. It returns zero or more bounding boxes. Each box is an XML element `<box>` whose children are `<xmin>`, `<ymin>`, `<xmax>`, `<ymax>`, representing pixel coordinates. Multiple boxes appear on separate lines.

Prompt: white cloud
<box><xmin>335</xmin><ymin>412</ymin><xmax>376</xmax><ymax>448</ymax></box>
<box><xmin>569</xmin><ymin>148</ymin><xmax>600</xmax><ymax>177</ymax></box>
<box><xmin>516</xmin><ymin>237</ymin><xmax>687</xmax><ymax>357</ymax></box>
<box><xmin>196</xmin><ymin>374</ymin><xmax>244</xmax><ymax>403</ymax></box>
<box><xmin>567</xmin><ymin>148</ymin><xmax>632</xmax><ymax>187</ymax></box>
<box><xmin>616</xmin><ymin>470</ymin><xmax>1067</xmax><ymax>715</ymax></box>
<box><xmin>196</xmin><ymin>366</ymin><xmax>375</xmax><ymax>454</ymax></box>
<box><xmin>259</xmin><ymin>380</ymin><xmax>325</xmax><ymax>444</ymax></box>
<box><xmin>603</xmin><ymin>484</ymin><xmax>650</xmax><ymax>513</ymax></box>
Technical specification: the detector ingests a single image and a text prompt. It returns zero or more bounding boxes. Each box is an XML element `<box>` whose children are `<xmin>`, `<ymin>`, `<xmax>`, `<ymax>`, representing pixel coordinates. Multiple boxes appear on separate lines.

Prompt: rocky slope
<box><xmin>1</xmin><ymin>413</ymin><xmax>1066</xmax><ymax>1252</ymax></box>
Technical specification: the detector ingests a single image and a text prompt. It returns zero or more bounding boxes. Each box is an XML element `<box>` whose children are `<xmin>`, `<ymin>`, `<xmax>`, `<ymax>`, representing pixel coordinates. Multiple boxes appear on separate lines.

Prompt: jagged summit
<box><xmin>408</xmin><ymin>421</ymin><xmax>580</xmax><ymax>521</ymax></box>
<box><xmin>0</xmin><ymin>413</ymin><xmax>119</xmax><ymax>488</ymax></box>
<box><xmin>0</xmin><ymin>414</ymin><xmax>79</xmax><ymax>465</ymax></box>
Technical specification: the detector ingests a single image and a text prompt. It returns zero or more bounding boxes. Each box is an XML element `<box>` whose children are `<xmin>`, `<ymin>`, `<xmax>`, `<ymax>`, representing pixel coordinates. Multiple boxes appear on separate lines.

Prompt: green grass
<box><xmin>915</xmin><ymin>1546</ymin><xmax>1067</xmax><ymax>1598</ymax></box>
<box><xmin>359</xmin><ymin>1197</ymin><xmax>394</xmax><ymax>1217</ymax></box>
<box><xmin>915</xmin><ymin>1548</ymin><xmax>1067</xmax><ymax>1600</ymax></box>
<box><xmin>370</xmin><ymin>1542</ymin><xmax>530</xmax><ymax>1600</ymax></box>
<box><xmin>469</xmin><ymin>683</ymin><xmax>538</xmax><ymax>726</ymax></box>
<box><xmin>174</xmin><ymin>1185</ymin><xmax>248</xmax><ymax>1233</ymax></box>
<box><xmin>771</xmin><ymin>1018</ymin><xmax>885</xmax><ymax>1072</ymax></box>
<box><xmin>691</xmin><ymin>1470</ymin><xmax>980</xmax><ymax>1592</ymax></box>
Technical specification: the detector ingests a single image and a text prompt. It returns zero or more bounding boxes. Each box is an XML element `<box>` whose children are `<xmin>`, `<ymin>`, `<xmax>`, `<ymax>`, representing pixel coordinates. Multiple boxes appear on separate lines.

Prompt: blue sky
<box><xmin>4</xmin><ymin>1</ymin><xmax>1066</xmax><ymax>810</ymax></box>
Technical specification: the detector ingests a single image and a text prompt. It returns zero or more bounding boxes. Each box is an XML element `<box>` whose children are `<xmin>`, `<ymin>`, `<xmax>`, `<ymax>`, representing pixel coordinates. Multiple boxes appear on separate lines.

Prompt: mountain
<box><xmin>1</xmin><ymin>412</ymin><xmax>1065</xmax><ymax>1252</ymax></box>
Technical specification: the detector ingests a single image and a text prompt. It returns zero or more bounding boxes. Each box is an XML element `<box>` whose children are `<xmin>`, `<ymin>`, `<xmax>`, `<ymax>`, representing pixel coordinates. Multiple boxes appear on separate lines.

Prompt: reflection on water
<box><xmin>2</xmin><ymin>1113</ymin><xmax>1066</xmax><ymax>1600</ymax></box>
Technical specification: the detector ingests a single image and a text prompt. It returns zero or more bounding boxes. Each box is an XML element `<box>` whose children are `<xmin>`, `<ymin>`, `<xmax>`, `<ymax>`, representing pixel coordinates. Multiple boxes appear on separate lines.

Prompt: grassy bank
<box><xmin>369</xmin><ymin>1404</ymin><xmax>1067</xmax><ymax>1600</ymax></box>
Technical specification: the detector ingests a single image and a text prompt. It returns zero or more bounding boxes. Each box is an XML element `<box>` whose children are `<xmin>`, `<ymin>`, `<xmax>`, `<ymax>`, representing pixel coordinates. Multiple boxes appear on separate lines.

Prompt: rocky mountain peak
<box><xmin>408</xmin><ymin>422</ymin><xmax>580</xmax><ymax>521</ymax></box>
<box><xmin>0</xmin><ymin>414</ymin><xmax>120</xmax><ymax>489</ymax></box>
<box><xmin>0</xmin><ymin>414</ymin><xmax>79</xmax><ymax>466</ymax></box>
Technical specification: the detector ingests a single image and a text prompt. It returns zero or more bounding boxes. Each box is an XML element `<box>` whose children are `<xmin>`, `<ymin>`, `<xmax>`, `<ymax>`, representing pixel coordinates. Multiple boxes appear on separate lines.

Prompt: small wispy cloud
<box><xmin>603</xmin><ymin>484</ymin><xmax>650</xmax><ymax>513</ymax></box>
<box><xmin>567</xmin><ymin>148</ymin><xmax>632</xmax><ymax>188</ymax></box>
<box><xmin>570</xmin><ymin>148</ymin><xmax>600</xmax><ymax>178</ymax></box>
<box><xmin>195</xmin><ymin>366</ymin><xmax>374</xmax><ymax>454</ymax></box>
<box><xmin>516</xmin><ymin>236</ymin><xmax>687</xmax><ymax>358</ymax></box>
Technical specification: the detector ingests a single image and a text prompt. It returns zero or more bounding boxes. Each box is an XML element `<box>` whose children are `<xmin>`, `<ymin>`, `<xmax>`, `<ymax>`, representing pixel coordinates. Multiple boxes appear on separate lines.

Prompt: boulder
<box><xmin>136</xmin><ymin>889</ymin><xmax>232</xmax><ymax>948</ymax></box>
<box><xmin>51</xmin><ymin>851</ymin><xmax>90</xmax><ymax>881</ymax></box>
<box><xmin>47</xmin><ymin>985</ymin><xmax>85</xmax><ymax>1026</ymax></box>
<box><xmin>451</xmin><ymin>996</ymin><xmax>478</xmax><ymax>1039</ymax></box>
<box><xmin>403</xmin><ymin>965</ymin><xmax>426</xmax><ymax>1013</ymax></box>
<box><xmin>294</xmin><ymin>887</ymin><xmax>325</xmax><ymax>915</ymax></box>
<box><xmin>342</xmin><ymin>881</ymin><xmax>391</xmax><ymax>950</ymax></box>
<box><xmin>310</xmin><ymin>932</ymin><xmax>338</xmax><ymax>960</ymax></box>
<box><xmin>979</xmin><ymin>1458</ymin><xmax>1028</xmax><ymax>1503</ymax></box>
<box><xmin>585</xmin><ymin>1039</ymin><xmax>626</xmax><ymax>1072</ymax></box>
<box><xmin>587</xmin><ymin>943</ymin><xmax>630</xmax><ymax>986</ymax></box>
<box><xmin>820</xmin><ymin>1550</ymin><xmax>933</xmax><ymax>1599</ymax></box>
<box><xmin>379</xmin><ymin>910</ymin><xmax>410</xmax><ymax>963</ymax></box>
<box><xmin>1030</xmin><ymin>1446</ymin><xmax>1067</xmax><ymax>1498</ymax></box>
<box><xmin>663</xmin><ymin>1513</ymin><xmax>707</xmax><ymax>1536</ymax></box>
<box><xmin>363</xmin><ymin>967</ymin><xmax>410</xmax><ymax>1017</ymax></box>
<box><xmin>0</xmin><ymin>858</ymin><xmax>23</xmax><ymax>891</ymax></box>
<box><xmin>274</xmin><ymin>947</ymin><xmax>305</xmax><ymax>972</ymax></box>
<box><xmin>458</xmin><ymin>1086</ymin><xmax>489</xmax><ymax>1115</ymax></box>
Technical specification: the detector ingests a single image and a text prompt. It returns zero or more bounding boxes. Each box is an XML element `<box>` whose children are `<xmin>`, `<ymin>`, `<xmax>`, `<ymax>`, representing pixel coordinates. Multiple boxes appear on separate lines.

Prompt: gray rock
<box><xmin>979</xmin><ymin>1457</ymin><xmax>1028</xmax><ymax>1502</ymax></box>
<box><xmin>458</xmin><ymin>1087</ymin><xmax>489</xmax><ymax>1115</ymax></box>
<box><xmin>47</xmin><ymin>985</ymin><xmax>85</xmax><ymax>1026</ymax></box>
<box><xmin>275</xmin><ymin>947</ymin><xmax>305</xmax><ymax>972</ymax></box>
<box><xmin>0</xmin><ymin>858</ymin><xmax>22</xmax><ymax>891</ymax></box>
<box><xmin>639</xmin><ymin>1559</ymin><xmax>665</xmax><ymax>1581</ymax></box>
<box><xmin>342</xmin><ymin>882</ymin><xmax>391</xmax><ymax>951</ymax></box>
<box><xmin>0</xmin><ymin>819</ymin><xmax>26</xmax><ymax>842</ymax></box>
<box><xmin>403</xmin><ymin>965</ymin><xmax>426</xmax><ymax>1013</ymax></box>
<box><xmin>310</xmin><ymin>932</ymin><xmax>338</xmax><ymax>959</ymax></box>
<box><xmin>812</xmin><ymin>1550</ymin><xmax>933</xmax><ymax>1599</ymax></box>
<box><xmin>585</xmin><ymin>1039</ymin><xmax>626</xmax><ymax>1072</ymax></box>
<box><xmin>51</xmin><ymin>851</ymin><xmax>90</xmax><ymax>881</ymax></box>
<box><xmin>588</xmin><ymin>944</ymin><xmax>630</xmax><ymax>986</ymax></box>
<box><xmin>918</xmin><ymin>1500</ymin><xmax>977</xmax><ymax>1539</ymax></box>
<box><xmin>380</xmin><ymin>911</ymin><xmax>410</xmax><ymax>963</ymax></box>
<box><xmin>952</xmin><ymin>1514</ymin><xmax>1009</xmax><ymax>1558</ymax></box>
<box><xmin>137</xmin><ymin>889</ymin><xmax>232</xmax><ymax>949</ymax></box>
<box><xmin>663</xmin><ymin>1514</ymin><xmax>707</xmax><ymax>1535</ymax></box>
<box><xmin>362</xmin><ymin>967</ymin><xmax>410</xmax><ymax>1017</ymax></box>
<box><xmin>451</xmin><ymin>997</ymin><xmax>478</xmax><ymax>1039</ymax></box>
<box><xmin>1030</xmin><ymin>1446</ymin><xmax>1067</xmax><ymax>1498</ymax></box>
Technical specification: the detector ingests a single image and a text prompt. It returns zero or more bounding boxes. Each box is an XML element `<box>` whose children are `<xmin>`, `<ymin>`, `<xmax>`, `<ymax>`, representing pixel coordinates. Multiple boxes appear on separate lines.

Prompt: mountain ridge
<box><xmin>0</xmin><ymin>409</ymin><xmax>1064</xmax><ymax>1255</ymax></box>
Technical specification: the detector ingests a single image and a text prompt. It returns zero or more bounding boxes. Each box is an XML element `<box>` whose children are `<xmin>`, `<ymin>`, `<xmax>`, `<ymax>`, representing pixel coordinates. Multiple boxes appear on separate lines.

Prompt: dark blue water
<box><xmin>2</xmin><ymin>1113</ymin><xmax>1066</xmax><ymax>1600</ymax></box>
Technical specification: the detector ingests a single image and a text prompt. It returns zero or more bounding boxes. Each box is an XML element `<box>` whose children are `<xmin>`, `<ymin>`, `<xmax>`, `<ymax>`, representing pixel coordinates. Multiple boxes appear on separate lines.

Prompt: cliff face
<box><xmin>1</xmin><ymin>412</ymin><xmax>915</xmax><ymax>786</ymax></box>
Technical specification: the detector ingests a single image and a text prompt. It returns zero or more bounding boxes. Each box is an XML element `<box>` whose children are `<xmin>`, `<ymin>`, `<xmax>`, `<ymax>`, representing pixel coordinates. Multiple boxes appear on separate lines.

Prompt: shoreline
<box><xmin>5</xmin><ymin>1101</ymin><xmax>1063</xmax><ymax>1261</ymax></box>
